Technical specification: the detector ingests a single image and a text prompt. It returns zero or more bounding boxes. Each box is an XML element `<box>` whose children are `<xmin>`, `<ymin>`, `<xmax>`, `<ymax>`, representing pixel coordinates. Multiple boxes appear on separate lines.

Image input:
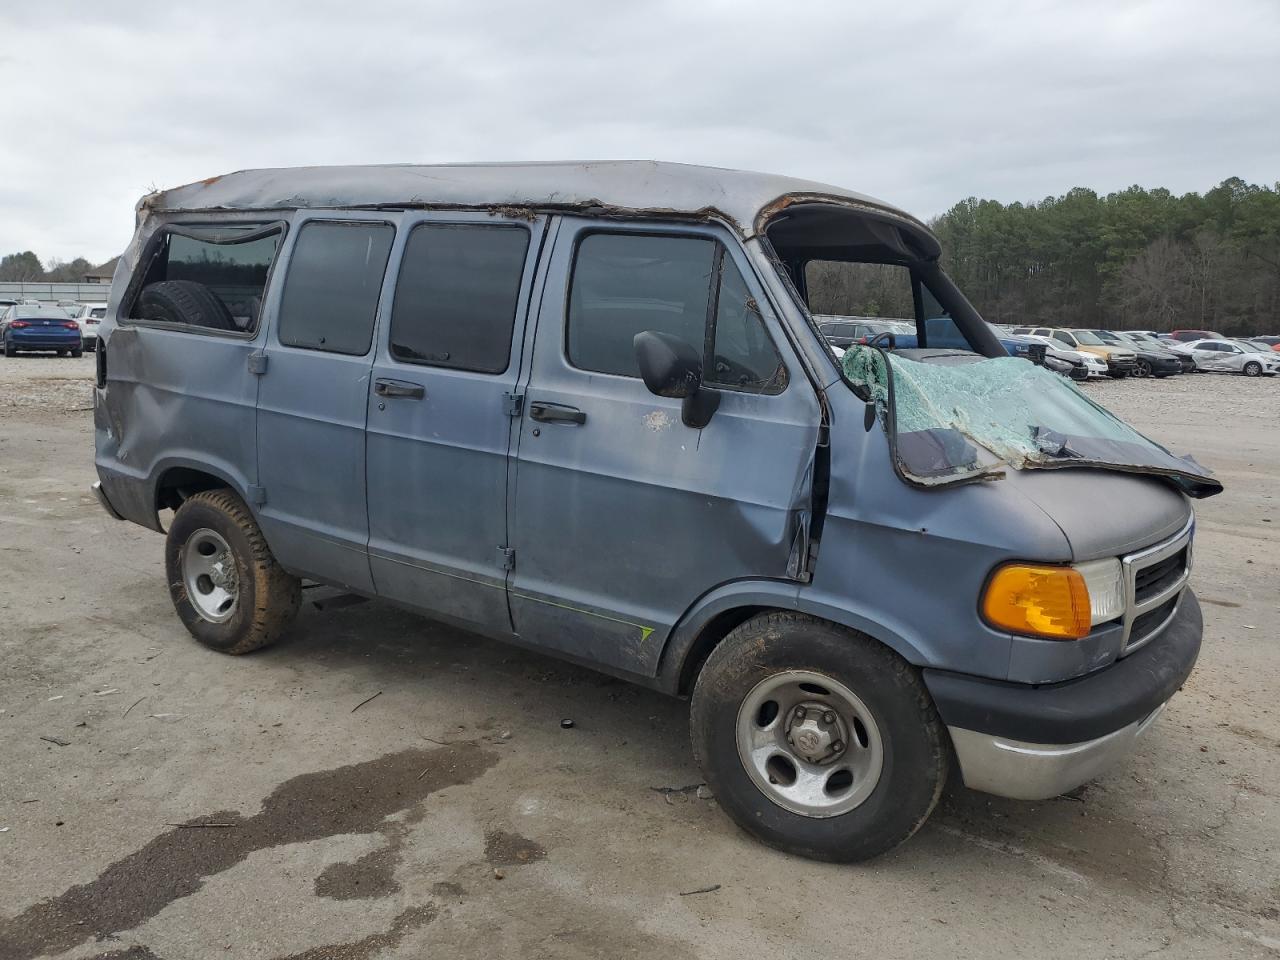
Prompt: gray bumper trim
<box><xmin>92</xmin><ymin>480</ymin><xmax>124</xmax><ymax>521</ymax></box>
<box><xmin>947</xmin><ymin>702</ymin><xmax>1166</xmax><ymax>801</ymax></box>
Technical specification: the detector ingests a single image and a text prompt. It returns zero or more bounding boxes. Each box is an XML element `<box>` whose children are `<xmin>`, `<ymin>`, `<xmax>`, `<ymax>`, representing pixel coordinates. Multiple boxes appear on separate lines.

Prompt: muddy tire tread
<box><xmin>167</xmin><ymin>488</ymin><xmax>300</xmax><ymax>654</ymax></box>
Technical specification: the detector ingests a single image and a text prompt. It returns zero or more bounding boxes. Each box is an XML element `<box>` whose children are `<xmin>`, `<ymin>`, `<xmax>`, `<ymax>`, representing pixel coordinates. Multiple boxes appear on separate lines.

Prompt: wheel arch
<box><xmin>656</xmin><ymin>581</ymin><xmax>928</xmax><ymax>696</ymax></box>
<box><xmin>150</xmin><ymin>458</ymin><xmax>253</xmax><ymax>527</ymax></box>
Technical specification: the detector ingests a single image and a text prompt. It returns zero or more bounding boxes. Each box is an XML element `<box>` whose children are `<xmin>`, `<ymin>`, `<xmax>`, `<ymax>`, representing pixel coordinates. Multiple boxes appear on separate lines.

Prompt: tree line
<box><xmin>0</xmin><ymin>251</ymin><xmax>99</xmax><ymax>283</ymax></box>
<box><xmin>931</xmin><ymin>177</ymin><xmax>1279</xmax><ymax>335</ymax></box>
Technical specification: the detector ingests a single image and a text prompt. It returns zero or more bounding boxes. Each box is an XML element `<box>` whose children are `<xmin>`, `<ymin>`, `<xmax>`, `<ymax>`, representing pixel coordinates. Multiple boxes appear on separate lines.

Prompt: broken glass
<box><xmin>841</xmin><ymin>346</ymin><xmax>1222</xmax><ymax>497</ymax></box>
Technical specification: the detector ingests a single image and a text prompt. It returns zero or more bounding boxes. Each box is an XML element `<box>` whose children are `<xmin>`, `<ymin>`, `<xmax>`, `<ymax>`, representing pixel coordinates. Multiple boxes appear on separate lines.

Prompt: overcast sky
<box><xmin>2</xmin><ymin>0</ymin><xmax>1277</xmax><ymax>265</ymax></box>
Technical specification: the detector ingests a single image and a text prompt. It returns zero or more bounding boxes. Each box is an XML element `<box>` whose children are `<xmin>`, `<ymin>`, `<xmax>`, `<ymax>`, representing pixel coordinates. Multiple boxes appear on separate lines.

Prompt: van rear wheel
<box><xmin>690</xmin><ymin>612</ymin><xmax>948</xmax><ymax>862</ymax></box>
<box><xmin>165</xmin><ymin>488</ymin><xmax>300</xmax><ymax>654</ymax></box>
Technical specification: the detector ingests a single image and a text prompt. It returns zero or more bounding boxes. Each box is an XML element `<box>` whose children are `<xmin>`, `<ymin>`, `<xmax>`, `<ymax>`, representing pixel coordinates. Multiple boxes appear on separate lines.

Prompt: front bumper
<box><xmin>1107</xmin><ymin>358</ymin><xmax>1138</xmax><ymax>373</ymax></box>
<box><xmin>926</xmin><ymin>590</ymin><xmax>1202</xmax><ymax>800</ymax></box>
<box><xmin>947</xmin><ymin>703</ymin><xmax>1166</xmax><ymax>800</ymax></box>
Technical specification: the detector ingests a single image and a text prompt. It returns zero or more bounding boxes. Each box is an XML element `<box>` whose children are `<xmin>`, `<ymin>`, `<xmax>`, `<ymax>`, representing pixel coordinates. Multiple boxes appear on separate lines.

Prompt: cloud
<box><xmin>1</xmin><ymin>0</ymin><xmax>1277</xmax><ymax>263</ymax></box>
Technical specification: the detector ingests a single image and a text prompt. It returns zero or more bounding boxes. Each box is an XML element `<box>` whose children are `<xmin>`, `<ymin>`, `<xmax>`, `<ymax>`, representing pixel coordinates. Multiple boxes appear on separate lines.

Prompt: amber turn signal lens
<box><xmin>982</xmin><ymin>564</ymin><xmax>1091</xmax><ymax>640</ymax></box>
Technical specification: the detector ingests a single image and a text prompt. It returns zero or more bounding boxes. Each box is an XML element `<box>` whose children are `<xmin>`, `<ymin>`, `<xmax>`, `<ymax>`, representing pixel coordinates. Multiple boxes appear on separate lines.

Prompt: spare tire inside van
<box><xmin>136</xmin><ymin>280</ymin><xmax>236</xmax><ymax>331</ymax></box>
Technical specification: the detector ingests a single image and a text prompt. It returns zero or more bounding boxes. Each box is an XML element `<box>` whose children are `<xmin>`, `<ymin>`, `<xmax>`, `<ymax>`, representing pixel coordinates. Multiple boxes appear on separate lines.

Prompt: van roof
<box><xmin>143</xmin><ymin>160</ymin><xmax>928</xmax><ymax>241</ymax></box>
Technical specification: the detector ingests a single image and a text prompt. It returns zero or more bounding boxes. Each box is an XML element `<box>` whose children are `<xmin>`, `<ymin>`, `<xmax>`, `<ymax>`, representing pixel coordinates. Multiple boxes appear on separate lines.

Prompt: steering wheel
<box><xmin>867</xmin><ymin>331</ymin><xmax>897</xmax><ymax>350</ymax></box>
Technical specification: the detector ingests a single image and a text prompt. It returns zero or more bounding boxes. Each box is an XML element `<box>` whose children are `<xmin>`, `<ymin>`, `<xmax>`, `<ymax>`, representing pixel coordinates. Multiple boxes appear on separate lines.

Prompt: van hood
<box><xmin>1004</xmin><ymin>468</ymin><xmax>1191</xmax><ymax>560</ymax></box>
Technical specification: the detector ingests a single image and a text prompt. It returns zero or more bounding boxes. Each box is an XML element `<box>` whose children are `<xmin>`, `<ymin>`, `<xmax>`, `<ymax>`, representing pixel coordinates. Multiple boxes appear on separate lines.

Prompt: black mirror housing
<box><xmin>634</xmin><ymin>330</ymin><xmax>702</xmax><ymax>398</ymax></box>
<box><xmin>633</xmin><ymin>330</ymin><xmax>720</xmax><ymax>428</ymax></box>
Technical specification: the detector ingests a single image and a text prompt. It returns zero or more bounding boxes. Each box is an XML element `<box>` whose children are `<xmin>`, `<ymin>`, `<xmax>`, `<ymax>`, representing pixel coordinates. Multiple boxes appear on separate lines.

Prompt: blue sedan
<box><xmin>1</xmin><ymin>303</ymin><xmax>83</xmax><ymax>357</ymax></box>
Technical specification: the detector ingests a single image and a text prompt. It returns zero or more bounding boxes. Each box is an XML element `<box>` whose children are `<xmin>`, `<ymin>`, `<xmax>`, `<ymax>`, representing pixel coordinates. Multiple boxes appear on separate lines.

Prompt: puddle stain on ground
<box><xmin>483</xmin><ymin>829</ymin><xmax>548</xmax><ymax>866</ymax></box>
<box><xmin>314</xmin><ymin>832</ymin><xmax>404</xmax><ymax>900</ymax></box>
<box><xmin>0</xmin><ymin>744</ymin><xmax>496</xmax><ymax>960</ymax></box>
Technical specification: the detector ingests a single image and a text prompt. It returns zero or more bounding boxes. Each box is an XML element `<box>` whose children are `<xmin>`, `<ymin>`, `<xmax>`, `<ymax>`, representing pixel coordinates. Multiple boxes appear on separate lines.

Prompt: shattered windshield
<box><xmin>841</xmin><ymin>346</ymin><xmax>1221</xmax><ymax>497</ymax></box>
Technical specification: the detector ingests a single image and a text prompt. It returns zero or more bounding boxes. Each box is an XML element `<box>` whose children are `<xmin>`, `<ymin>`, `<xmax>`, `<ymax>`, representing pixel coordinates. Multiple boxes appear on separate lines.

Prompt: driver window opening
<box><xmin>764</xmin><ymin>202</ymin><xmax>986</xmax><ymax>357</ymax></box>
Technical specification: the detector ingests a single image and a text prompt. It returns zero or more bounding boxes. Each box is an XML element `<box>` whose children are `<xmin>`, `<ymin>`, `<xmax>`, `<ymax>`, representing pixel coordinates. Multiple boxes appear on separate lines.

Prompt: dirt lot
<box><xmin>1</xmin><ymin>355</ymin><xmax>1277</xmax><ymax>960</ymax></box>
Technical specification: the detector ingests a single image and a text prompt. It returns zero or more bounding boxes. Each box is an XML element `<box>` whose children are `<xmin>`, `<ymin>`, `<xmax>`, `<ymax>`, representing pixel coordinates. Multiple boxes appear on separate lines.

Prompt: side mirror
<box><xmin>633</xmin><ymin>330</ymin><xmax>721</xmax><ymax>429</ymax></box>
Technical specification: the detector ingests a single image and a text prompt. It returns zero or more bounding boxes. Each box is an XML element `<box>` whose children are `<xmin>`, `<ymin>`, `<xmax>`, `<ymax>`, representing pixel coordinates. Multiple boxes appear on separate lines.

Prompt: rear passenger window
<box><xmin>567</xmin><ymin>233</ymin><xmax>784</xmax><ymax>392</ymax></box>
<box><xmin>125</xmin><ymin>224</ymin><xmax>282</xmax><ymax>333</ymax></box>
<box><xmin>389</xmin><ymin>224</ymin><xmax>529</xmax><ymax>373</ymax></box>
<box><xmin>277</xmin><ymin>221</ymin><xmax>394</xmax><ymax>356</ymax></box>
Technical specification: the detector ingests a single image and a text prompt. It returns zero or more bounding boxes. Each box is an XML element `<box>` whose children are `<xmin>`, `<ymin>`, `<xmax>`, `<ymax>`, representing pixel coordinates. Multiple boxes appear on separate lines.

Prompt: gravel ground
<box><xmin>0</xmin><ymin>355</ymin><xmax>1277</xmax><ymax>960</ymax></box>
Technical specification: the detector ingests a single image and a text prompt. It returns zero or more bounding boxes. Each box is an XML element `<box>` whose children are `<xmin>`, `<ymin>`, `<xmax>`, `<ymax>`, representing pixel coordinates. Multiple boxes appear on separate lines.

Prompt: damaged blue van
<box><xmin>92</xmin><ymin>162</ymin><xmax>1219</xmax><ymax>861</ymax></box>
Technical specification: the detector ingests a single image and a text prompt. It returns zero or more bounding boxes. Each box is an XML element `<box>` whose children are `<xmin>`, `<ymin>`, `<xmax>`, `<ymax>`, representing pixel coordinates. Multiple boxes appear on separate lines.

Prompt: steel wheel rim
<box><xmin>181</xmin><ymin>528</ymin><xmax>239</xmax><ymax>623</ymax></box>
<box><xmin>735</xmin><ymin>670</ymin><xmax>884</xmax><ymax>818</ymax></box>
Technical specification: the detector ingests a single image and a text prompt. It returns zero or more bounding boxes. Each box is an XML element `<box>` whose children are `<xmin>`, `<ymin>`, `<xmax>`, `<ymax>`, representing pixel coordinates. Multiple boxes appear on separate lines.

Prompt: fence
<box><xmin>0</xmin><ymin>281</ymin><xmax>111</xmax><ymax>304</ymax></box>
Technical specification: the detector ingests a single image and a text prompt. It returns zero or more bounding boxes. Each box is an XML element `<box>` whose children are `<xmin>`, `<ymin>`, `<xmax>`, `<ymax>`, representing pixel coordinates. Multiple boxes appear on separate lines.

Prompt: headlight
<box><xmin>1074</xmin><ymin>557</ymin><xmax>1124</xmax><ymax>625</ymax></box>
<box><xmin>982</xmin><ymin>558</ymin><xmax>1124</xmax><ymax>640</ymax></box>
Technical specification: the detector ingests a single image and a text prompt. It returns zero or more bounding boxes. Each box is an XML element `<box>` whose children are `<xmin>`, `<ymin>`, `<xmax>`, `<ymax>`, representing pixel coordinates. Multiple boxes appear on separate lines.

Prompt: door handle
<box><xmin>529</xmin><ymin>401</ymin><xmax>586</xmax><ymax>425</ymax></box>
<box><xmin>374</xmin><ymin>378</ymin><xmax>425</xmax><ymax>400</ymax></box>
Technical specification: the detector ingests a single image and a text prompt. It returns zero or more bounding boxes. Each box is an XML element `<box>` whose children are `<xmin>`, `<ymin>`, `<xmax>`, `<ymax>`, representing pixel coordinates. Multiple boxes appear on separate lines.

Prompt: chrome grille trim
<box><xmin>1119</xmin><ymin>517</ymin><xmax>1193</xmax><ymax>655</ymax></box>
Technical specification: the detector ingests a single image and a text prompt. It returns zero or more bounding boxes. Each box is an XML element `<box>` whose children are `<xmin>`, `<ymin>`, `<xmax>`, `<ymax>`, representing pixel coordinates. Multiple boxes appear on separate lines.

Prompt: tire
<box><xmin>1134</xmin><ymin>359</ymin><xmax>1151</xmax><ymax>378</ymax></box>
<box><xmin>3</xmin><ymin>339</ymin><xmax>15</xmax><ymax>357</ymax></box>
<box><xmin>165</xmin><ymin>488</ymin><xmax>301</xmax><ymax>654</ymax></box>
<box><xmin>1243</xmin><ymin>361</ymin><xmax>1262</xmax><ymax>377</ymax></box>
<box><xmin>71</xmin><ymin>347</ymin><xmax>83</xmax><ymax>359</ymax></box>
<box><xmin>1109</xmin><ymin>370</ymin><xmax>1128</xmax><ymax>379</ymax></box>
<box><xmin>690</xmin><ymin>612</ymin><xmax>948</xmax><ymax>862</ymax></box>
<box><xmin>137</xmin><ymin>280</ymin><xmax>236</xmax><ymax>331</ymax></box>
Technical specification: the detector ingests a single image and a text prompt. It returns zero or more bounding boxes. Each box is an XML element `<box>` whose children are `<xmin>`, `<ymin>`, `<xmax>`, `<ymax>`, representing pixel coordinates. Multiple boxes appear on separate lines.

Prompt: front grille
<box><xmin>1119</xmin><ymin>520</ymin><xmax>1193</xmax><ymax>655</ymax></box>
<box><xmin>1129</xmin><ymin>595</ymin><xmax>1180</xmax><ymax>648</ymax></box>
<box><xmin>1135</xmin><ymin>546</ymin><xmax>1188</xmax><ymax>602</ymax></box>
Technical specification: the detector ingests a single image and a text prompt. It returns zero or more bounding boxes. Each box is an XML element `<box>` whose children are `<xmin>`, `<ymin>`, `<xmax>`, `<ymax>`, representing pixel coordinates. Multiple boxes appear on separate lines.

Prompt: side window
<box><xmin>389</xmin><ymin>224</ymin><xmax>530</xmax><ymax>373</ymax></box>
<box><xmin>1053</xmin><ymin>331</ymin><xmax>1073</xmax><ymax>346</ymax></box>
<box><xmin>707</xmin><ymin>257</ymin><xmax>785</xmax><ymax>392</ymax></box>
<box><xmin>277</xmin><ymin>221</ymin><xmax>394</xmax><ymax>356</ymax></box>
<box><xmin>566</xmin><ymin>232</ymin><xmax>784</xmax><ymax>393</ymax></box>
<box><xmin>126</xmin><ymin>225</ymin><xmax>282</xmax><ymax>332</ymax></box>
<box><xmin>568</xmin><ymin>233</ymin><xmax>714</xmax><ymax>377</ymax></box>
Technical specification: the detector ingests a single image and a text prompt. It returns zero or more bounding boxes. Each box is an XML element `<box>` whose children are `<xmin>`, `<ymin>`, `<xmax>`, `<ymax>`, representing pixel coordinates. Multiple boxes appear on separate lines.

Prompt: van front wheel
<box><xmin>165</xmin><ymin>488</ymin><xmax>301</xmax><ymax>654</ymax></box>
<box><xmin>690</xmin><ymin>612</ymin><xmax>948</xmax><ymax>862</ymax></box>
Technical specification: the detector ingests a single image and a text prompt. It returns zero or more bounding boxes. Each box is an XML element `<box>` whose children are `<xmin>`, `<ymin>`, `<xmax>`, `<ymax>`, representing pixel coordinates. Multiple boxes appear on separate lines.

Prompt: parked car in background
<box><xmin>1011</xmin><ymin>327</ymin><xmax>1137</xmax><ymax>378</ymax></box>
<box><xmin>1237</xmin><ymin>338</ymin><xmax>1280</xmax><ymax>354</ymax></box>
<box><xmin>1169</xmin><ymin>329</ymin><xmax>1224</xmax><ymax>342</ymax></box>
<box><xmin>1091</xmin><ymin>330</ymin><xmax>1182</xmax><ymax>378</ymax></box>
<box><xmin>815</xmin><ymin>317</ymin><xmax>915</xmax><ymax>349</ymax></box>
<box><xmin>1120</xmin><ymin>332</ymin><xmax>1197</xmax><ymax>373</ymax></box>
<box><xmin>1170</xmin><ymin>339</ymin><xmax>1280</xmax><ymax>376</ymax></box>
<box><xmin>0</xmin><ymin>303</ymin><xmax>82</xmax><ymax>357</ymax></box>
<box><xmin>1248</xmin><ymin>335</ymin><xmax>1280</xmax><ymax>350</ymax></box>
<box><xmin>1016</xmin><ymin>333</ymin><xmax>1108</xmax><ymax>379</ymax></box>
<box><xmin>68</xmin><ymin>303</ymin><xmax>109</xmax><ymax>349</ymax></box>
